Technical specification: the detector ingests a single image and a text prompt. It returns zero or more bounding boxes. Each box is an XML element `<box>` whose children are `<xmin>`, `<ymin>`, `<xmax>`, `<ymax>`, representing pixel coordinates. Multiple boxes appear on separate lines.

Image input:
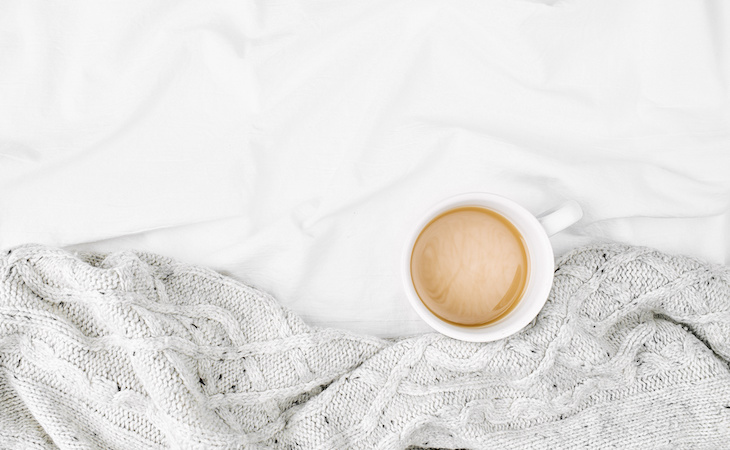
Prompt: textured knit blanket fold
<box><xmin>1</xmin><ymin>244</ymin><xmax>729</xmax><ymax>449</ymax></box>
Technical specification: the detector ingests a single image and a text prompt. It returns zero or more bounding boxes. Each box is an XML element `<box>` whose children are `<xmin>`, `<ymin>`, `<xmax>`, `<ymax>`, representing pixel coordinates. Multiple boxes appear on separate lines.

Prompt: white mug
<box><xmin>402</xmin><ymin>193</ymin><xmax>583</xmax><ymax>342</ymax></box>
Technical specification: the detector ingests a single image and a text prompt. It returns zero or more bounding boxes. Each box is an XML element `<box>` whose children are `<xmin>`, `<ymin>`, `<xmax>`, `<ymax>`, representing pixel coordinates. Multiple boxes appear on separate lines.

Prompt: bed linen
<box><xmin>1</xmin><ymin>0</ymin><xmax>729</xmax><ymax>337</ymax></box>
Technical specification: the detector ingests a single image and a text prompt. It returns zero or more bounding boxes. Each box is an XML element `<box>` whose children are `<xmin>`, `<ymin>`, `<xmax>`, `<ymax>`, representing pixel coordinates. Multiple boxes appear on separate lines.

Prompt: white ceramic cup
<box><xmin>402</xmin><ymin>193</ymin><xmax>583</xmax><ymax>342</ymax></box>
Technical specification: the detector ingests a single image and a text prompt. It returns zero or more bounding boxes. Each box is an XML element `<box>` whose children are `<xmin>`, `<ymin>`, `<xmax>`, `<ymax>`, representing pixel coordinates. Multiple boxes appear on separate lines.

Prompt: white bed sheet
<box><xmin>1</xmin><ymin>0</ymin><xmax>729</xmax><ymax>337</ymax></box>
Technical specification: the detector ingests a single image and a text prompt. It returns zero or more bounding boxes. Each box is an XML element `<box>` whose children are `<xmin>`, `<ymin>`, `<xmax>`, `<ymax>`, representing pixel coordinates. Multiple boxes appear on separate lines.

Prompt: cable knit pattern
<box><xmin>1</xmin><ymin>244</ymin><xmax>729</xmax><ymax>449</ymax></box>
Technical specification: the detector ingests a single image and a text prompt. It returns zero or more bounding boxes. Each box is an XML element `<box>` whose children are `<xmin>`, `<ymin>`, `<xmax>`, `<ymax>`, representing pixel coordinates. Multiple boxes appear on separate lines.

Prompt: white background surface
<box><xmin>1</xmin><ymin>0</ymin><xmax>729</xmax><ymax>336</ymax></box>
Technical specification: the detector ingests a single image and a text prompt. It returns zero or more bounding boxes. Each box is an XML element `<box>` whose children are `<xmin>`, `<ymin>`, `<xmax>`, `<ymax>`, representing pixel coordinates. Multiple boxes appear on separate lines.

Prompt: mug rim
<box><xmin>402</xmin><ymin>192</ymin><xmax>555</xmax><ymax>342</ymax></box>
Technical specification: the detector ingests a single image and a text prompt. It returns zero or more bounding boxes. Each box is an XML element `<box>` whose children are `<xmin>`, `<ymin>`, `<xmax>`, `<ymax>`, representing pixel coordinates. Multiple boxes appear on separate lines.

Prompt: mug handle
<box><xmin>536</xmin><ymin>200</ymin><xmax>583</xmax><ymax>236</ymax></box>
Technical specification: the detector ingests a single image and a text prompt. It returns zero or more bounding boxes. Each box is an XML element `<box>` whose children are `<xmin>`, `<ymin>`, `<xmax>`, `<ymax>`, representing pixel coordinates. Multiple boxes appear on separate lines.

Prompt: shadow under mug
<box><xmin>402</xmin><ymin>193</ymin><xmax>583</xmax><ymax>342</ymax></box>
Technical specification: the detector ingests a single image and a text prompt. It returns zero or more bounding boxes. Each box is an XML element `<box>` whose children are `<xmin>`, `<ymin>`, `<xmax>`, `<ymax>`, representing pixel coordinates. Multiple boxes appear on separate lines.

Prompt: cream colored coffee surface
<box><xmin>411</xmin><ymin>207</ymin><xmax>528</xmax><ymax>326</ymax></box>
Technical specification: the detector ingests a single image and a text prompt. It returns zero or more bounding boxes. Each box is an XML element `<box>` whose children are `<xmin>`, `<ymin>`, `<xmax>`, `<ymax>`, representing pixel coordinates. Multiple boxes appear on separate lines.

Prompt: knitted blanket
<box><xmin>1</xmin><ymin>245</ymin><xmax>729</xmax><ymax>449</ymax></box>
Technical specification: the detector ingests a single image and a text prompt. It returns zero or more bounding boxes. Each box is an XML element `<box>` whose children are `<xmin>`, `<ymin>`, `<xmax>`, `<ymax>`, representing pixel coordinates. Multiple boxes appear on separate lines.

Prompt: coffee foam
<box><xmin>410</xmin><ymin>206</ymin><xmax>529</xmax><ymax>327</ymax></box>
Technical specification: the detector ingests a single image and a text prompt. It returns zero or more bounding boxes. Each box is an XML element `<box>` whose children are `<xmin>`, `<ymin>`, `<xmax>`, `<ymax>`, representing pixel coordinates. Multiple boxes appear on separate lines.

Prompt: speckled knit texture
<box><xmin>1</xmin><ymin>244</ymin><xmax>729</xmax><ymax>449</ymax></box>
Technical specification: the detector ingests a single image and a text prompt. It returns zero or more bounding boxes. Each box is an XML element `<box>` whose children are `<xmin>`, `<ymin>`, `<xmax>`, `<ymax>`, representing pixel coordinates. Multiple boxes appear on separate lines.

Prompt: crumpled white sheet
<box><xmin>1</xmin><ymin>0</ymin><xmax>729</xmax><ymax>337</ymax></box>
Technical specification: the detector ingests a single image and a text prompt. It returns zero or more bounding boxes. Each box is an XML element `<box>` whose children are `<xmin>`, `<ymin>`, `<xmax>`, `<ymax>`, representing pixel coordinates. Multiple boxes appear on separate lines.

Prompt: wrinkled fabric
<box><xmin>1</xmin><ymin>0</ymin><xmax>729</xmax><ymax>336</ymax></box>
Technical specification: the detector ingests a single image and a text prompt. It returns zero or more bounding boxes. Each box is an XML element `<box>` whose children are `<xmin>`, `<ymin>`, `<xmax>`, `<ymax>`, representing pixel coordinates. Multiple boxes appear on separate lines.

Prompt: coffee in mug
<box><xmin>410</xmin><ymin>206</ymin><xmax>529</xmax><ymax>327</ymax></box>
<box><xmin>402</xmin><ymin>193</ymin><xmax>582</xmax><ymax>342</ymax></box>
